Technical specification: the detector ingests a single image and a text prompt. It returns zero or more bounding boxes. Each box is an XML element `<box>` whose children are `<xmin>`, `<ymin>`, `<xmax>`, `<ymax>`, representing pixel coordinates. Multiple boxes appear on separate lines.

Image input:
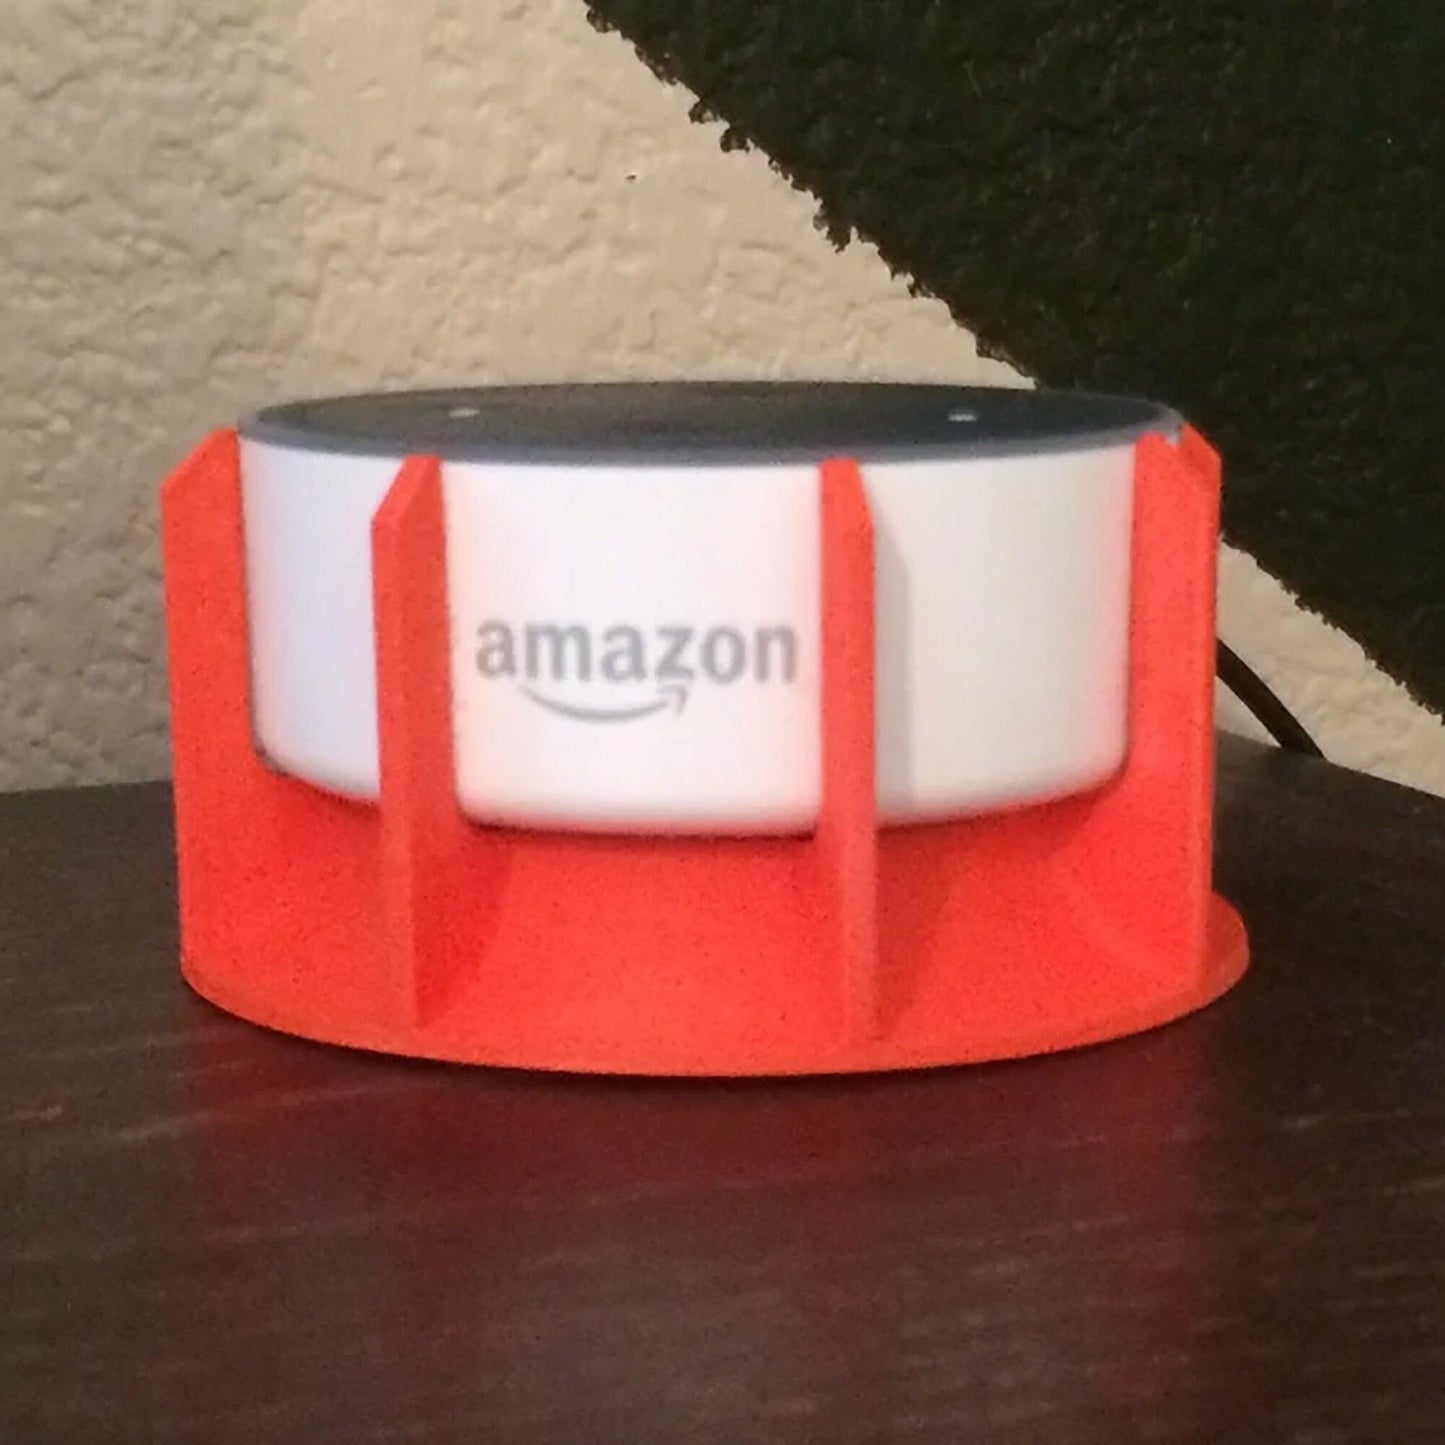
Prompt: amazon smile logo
<box><xmin>475</xmin><ymin>620</ymin><xmax>799</xmax><ymax>722</ymax></box>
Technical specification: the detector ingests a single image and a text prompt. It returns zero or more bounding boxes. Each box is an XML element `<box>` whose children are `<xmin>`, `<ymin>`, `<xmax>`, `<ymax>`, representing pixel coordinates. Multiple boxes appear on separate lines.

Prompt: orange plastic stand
<box><xmin>161</xmin><ymin>429</ymin><xmax>1247</xmax><ymax>1074</ymax></box>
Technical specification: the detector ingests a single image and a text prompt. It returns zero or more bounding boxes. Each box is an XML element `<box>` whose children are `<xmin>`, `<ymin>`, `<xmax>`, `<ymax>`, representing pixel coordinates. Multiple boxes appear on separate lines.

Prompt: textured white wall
<box><xmin>2</xmin><ymin>0</ymin><xmax>1441</xmax><ymax>792</ymax></box>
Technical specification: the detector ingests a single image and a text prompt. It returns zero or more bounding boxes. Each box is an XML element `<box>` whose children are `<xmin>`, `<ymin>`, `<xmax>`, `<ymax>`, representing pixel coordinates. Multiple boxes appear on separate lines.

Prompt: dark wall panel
<box><xmin>586</xmin><ymin>1</ymin><xmax>1444</xmax><ymax>707</ymax></box>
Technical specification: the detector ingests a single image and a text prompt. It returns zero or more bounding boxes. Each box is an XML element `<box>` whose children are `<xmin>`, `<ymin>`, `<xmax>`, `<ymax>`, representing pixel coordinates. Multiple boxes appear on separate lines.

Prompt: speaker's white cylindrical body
<box><xmin>239</xmin><ymin>383</ymin><xmax>1173</xmax><ymax>833</ymax></box>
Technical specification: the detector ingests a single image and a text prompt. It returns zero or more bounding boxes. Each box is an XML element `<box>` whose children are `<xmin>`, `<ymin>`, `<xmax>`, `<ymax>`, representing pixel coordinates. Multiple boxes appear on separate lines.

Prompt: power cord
<box><xmin>1216</xmin><ymin>640</ymin><xmax>1324</xmax><ymax>758</ymax></box>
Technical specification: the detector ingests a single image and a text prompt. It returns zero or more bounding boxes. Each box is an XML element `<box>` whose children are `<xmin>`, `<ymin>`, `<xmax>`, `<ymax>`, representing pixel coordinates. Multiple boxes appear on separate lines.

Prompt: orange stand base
<box><xmin>161</xmin><ymin>429</ymin><xmax>1246</xmax><ymax>1075</ymax></box>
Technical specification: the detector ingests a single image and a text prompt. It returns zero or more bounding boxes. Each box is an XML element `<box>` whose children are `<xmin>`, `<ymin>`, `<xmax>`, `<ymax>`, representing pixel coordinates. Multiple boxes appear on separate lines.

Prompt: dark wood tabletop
<box><xmin>2</xmin><ymin>737</ymin><xmax>1443</xmax><ymax>1444</ymax></box>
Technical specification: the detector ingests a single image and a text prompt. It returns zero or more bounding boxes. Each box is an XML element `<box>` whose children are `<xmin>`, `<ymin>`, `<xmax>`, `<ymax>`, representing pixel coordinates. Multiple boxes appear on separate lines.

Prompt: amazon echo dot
<box><xmin>238</xmin><ymin>381</ymin><xmax>1178</xmax><ymax>833</ymax></box>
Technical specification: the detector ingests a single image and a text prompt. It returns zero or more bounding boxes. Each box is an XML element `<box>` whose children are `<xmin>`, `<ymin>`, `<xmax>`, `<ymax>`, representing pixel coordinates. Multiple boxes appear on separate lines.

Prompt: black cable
<box><xmin>1216</xmin><ymin>639</ymin><xmax>1325</xmax><ymax>758</ymax></box>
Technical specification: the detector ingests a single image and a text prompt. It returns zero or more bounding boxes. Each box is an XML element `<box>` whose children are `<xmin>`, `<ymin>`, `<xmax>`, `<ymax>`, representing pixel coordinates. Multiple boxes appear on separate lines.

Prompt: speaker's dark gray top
<box><xmin>240</xmin><ymin>382</ymin><xmax>1178</xmax><ymax>465</ymax></box>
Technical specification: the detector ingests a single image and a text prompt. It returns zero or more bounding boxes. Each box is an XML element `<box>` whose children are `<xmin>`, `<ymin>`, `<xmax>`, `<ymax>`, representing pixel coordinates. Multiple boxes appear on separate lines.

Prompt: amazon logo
<box><xmin>475</xmin><ymin>619</ymin><xmax>799</xmax><ymax>723</ymax></box>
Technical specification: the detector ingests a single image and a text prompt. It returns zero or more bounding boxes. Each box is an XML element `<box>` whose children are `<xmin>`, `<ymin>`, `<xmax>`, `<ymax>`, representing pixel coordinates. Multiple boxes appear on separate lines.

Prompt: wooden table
<box><xmin>3</xmin><ymin>738</ymin><xmax>1442</xmax><ymax>1443</ymax></box>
